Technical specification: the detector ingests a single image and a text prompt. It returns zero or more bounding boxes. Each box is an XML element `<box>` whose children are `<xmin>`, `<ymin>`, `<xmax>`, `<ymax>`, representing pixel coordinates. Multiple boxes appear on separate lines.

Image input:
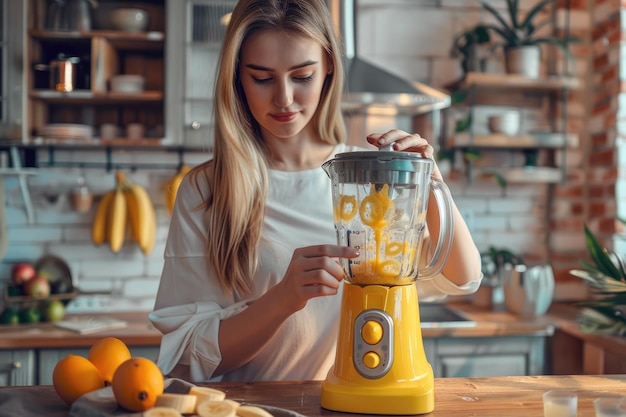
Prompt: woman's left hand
<box><xmin>366</xmin><ymin>129</ymin><xmax>442</xmax><ymax>179</ymax></box>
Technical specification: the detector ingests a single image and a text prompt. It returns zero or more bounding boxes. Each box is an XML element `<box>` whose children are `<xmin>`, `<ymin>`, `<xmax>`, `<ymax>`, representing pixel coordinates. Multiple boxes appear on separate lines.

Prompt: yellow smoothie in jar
<box><xmin>336</xmin><ymin>184</ymin><xmax>418</xmax><ymax>285</ymax></box>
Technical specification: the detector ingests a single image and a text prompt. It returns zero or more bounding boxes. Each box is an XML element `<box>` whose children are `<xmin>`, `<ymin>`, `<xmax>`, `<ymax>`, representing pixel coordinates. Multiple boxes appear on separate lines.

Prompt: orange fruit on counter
<box><xmin>111</xmin><ymin>357</ymin><xmax>164</xmax><ymax>412</ymax></box>
<box><xmin>52</xmin><ymin>354</ymin><xmax>106</xmax><ymax>405</ymax></box>
<box><xmin>87</xmin><ymin>337</ymin><xmax>132</xmax><ymax>385</ymax></box>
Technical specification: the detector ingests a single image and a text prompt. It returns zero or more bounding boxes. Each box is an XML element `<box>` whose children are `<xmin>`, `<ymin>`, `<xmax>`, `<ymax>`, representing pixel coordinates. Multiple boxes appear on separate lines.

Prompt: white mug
<box><xmin>127</xmin><ymin>123</ymin><xmax>145</xmax><ymax>140</ymax></box>
<box><xmin>100</xmin><ymin>123</ymin><xmax>119</xmax><ymax>139</ymax></box>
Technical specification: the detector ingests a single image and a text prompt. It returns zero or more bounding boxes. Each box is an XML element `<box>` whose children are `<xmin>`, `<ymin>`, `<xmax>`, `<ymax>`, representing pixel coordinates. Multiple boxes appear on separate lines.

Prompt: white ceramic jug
<box><xmin>502</xmin><ymin>263</ymin><xmax>555</xmax><ymax>317</ymax></box>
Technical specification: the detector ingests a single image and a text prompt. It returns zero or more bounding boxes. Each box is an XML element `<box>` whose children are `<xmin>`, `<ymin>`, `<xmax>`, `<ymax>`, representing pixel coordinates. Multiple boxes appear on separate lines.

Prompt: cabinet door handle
<box><xmin>191</xmin><ymin>121</ymin><xmax>201</xmax><ymax>130</ymax></box>
<box><xmin>12</xmin><ymin>361</ymin><xmax>21</xmax><ymax>369</ymax></box>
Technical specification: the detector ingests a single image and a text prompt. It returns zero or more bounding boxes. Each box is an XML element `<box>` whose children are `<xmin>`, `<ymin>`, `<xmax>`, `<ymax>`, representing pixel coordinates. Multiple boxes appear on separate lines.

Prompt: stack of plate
<box><xmin>37</xmin><ymin>124</ymin><xmax>93</xmax><ymax>142</ymax></box>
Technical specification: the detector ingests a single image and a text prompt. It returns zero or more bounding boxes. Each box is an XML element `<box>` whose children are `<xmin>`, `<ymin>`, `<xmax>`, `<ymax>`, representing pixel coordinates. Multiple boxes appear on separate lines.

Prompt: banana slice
<box><xmin>155</xmin><ymin>393</ymin><xmax>197</xmax><ymax>414</ymax></box>
<box><xmin>189</xmin><ymin>386</ymin><xmax>227</xmax><ymax>403</ymax></box>
<box><xmin>196</xmin><ymin>400</ymin><xmax>238</xmax><ymax>417</ymax></box>
<box><xmin>236</xmin><ymin>405</ymin><xmax>274</xmax><ymax>417</ymax></box>
<box><xmin>143</xmin><ymin>406</ymin><xmax>183</xmax><ymax>417</ymax></box>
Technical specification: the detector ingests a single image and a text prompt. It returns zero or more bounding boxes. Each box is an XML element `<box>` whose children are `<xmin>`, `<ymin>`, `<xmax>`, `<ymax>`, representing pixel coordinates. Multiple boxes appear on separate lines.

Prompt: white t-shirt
<box><xmin>149</xmin><ymin>143</ymin><xmax>481</xmax><ymax>382</ymax></box>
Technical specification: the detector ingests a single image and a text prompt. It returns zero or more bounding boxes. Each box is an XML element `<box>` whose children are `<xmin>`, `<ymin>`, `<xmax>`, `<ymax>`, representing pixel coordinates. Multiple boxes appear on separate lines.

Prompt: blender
<box><xmin>321</xmin><ymin>148</ymin><xmax>455</xmax><ymax>415</ymax></box>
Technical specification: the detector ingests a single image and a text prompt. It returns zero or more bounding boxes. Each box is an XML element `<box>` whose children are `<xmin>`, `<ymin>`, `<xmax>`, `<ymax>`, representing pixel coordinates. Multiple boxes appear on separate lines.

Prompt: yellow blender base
<box><xmin>321</xmin><ymin>282</ymin><xmax>434</xmax><ymax>415</ymax></box>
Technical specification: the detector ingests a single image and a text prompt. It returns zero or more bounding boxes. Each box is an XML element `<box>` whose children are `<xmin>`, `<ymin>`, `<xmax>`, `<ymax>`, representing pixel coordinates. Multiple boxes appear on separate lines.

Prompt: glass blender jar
<box><xmin>321</xmin><ymin>148</ymin><xmax>455</xmax><ymax>415</ymax></box>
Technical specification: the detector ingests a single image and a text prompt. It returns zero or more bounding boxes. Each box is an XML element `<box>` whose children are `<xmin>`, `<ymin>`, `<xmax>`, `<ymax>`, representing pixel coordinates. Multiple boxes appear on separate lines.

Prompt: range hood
<box><xmin>328</xmin><ymin>0</ymin><xmax>450</xmax><ymax>116</ymax></box>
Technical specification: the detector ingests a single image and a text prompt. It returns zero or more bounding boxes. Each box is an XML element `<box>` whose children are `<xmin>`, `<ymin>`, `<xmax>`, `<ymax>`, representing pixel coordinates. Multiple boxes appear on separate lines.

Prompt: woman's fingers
<box><xmin>367</xmin><ymin>130</ymin><xmax>433</xmax><ymax>157</ymax></box>
<box><xmin>291</xmin><ymin>245</ymin><xmax>358</xmax><ymax>283</ymax></box>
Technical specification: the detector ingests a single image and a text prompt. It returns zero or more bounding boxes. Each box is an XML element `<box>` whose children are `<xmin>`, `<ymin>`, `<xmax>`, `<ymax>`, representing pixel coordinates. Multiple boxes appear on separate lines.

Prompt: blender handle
<box><xmin>418</xmin><ymin>177</ymin><xmax>455</xmax><ymax>280</ymax></box>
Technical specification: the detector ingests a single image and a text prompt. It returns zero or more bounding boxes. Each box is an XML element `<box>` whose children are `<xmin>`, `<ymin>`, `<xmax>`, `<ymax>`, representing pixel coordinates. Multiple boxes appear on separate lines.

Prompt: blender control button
<box><xmin>363</xmin><ymin>351</ymin><xmax>381</xmax><ymax>369</ymax></box>
<box><xmin>361</xmin><ymin>320</ymin><xmax>383</xmax><ymax>345</ymax></box>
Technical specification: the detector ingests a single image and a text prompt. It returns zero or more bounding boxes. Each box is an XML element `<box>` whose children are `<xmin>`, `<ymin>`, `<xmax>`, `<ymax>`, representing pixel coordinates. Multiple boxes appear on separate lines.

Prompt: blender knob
<box><xmin>362</xmin><ymin>352</ymin><xmax>381</xmax><ymax>369</ymax></box>
<box><xmin>361</xmin><ymin>320</ymin><xmax>383</xmax><ymax>345</ymax></box>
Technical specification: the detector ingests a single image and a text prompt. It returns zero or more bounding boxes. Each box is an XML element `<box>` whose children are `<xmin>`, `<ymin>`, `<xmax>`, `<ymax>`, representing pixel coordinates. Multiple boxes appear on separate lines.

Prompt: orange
<box><xmin>52</xmin><ymin>354</ymin><xmax>106</xmax><ymax>405</ymax></box>
<box><xmin>111</xmin><ymin>357</ymin><xmax>164</xmax><ymax>412</ymax></box>
<box><xmin>87</xmin><ymin>337</ymin><xmax>132</xmax><ymax>385</ymax></box>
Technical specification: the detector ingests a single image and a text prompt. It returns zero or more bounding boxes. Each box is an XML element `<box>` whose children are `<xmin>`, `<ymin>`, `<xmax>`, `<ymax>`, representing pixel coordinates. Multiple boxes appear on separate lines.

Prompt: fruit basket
<box><xmin>1</xmin><ymin>255</ymin><xmax>77</xmax><ymax>325</ymax></box>
<box><xmin>3</xmin><ymin>284</ymin><xmax>79</xmax><ymax>304</ymax></box>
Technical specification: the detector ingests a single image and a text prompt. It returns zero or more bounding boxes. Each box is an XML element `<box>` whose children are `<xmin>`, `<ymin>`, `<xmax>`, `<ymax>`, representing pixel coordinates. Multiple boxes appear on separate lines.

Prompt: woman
<box><xmin>149</xmin><ymin>0</ymin><xmax>482</xmax><ymax>382</ymax></box>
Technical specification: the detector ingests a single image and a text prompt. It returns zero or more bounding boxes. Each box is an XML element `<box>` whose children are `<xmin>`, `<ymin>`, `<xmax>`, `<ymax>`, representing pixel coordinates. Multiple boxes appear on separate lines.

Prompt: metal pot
<box><xmin>502</xmin><ymin>263</ymin><xmax>555</xmax><ymax>317</ymax></box>
<box><xmin>34</xmin><ymin>55</ymin><xmax>81</xmax><ymax>92</ymax></box>
<box><xmin>45</xmin><ymin>0</ymin><xmax>98</xmax><ymax>32</ymax></box>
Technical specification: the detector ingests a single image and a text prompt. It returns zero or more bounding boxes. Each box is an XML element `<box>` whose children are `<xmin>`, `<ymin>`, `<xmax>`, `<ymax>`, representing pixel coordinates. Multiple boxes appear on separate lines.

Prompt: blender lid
<box><xmin>327</xmin><ymin>150</ymin><xmax>434</xmax><ymax>185</ymax></box>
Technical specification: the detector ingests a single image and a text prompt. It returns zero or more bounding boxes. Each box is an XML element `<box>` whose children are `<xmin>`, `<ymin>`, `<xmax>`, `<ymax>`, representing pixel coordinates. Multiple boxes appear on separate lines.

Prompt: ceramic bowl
<box><xmin>110</xmin><ymin>75</ymin><xmax>145</xmax><ymax>93</ymax></box>
<box><xmin>487</xmin><ymin>111</ymin><xmax>521</xmax><ymax>136</ymax></box>
<box><xmin>108</xmin><ymin>8</ymin><xmax>150</xmax><ymax>32</ymax></box>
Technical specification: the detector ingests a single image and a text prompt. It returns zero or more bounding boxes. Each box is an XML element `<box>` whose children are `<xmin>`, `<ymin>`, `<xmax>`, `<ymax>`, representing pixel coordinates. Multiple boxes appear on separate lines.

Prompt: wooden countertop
<box><xmin>211</xmin><ymin>375</ymin><xmax>626</xmax><ymax>416</ymax></box>
<box><xmin>0</xmin><ymin>303</ymin><xmax>557</xmax><ymax>350</ymax></box>
<box><xmin>0</xmin><ymin>312</ymin><xmax>162</xmax><ymax>349</ymax></box>
<box><xmin>0</xmin><ymin>302</ymin><xmax>619</xmax><ymax>356</ymax></box>
<box><xmin>1</xmin><ymin>375</ymin><xmax>625</xmax><ymax>416</ymax></box>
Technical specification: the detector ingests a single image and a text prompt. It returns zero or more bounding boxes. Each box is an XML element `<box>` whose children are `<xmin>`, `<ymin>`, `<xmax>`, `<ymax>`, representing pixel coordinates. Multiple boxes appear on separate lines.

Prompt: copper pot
<box><xmin>34</xmin><ymin>55</ymin><xmax>81</xmax><ymax>92</ymax></box>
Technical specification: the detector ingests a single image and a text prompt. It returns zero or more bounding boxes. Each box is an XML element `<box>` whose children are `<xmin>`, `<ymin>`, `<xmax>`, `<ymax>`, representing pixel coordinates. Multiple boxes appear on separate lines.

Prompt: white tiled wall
<box><xmin>0</xmin><ymin>0</ymin><xmax>575</xmax><ymax>312</ymax></box>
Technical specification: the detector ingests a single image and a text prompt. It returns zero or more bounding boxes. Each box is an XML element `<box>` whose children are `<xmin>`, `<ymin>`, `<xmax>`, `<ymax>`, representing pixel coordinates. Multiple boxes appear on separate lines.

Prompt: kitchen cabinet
<box><xmin>165</xmin><ymin>0</ymin><xmax>237</xmax><ymax>148</ymax></box>
<box><xmin>424</xmin><ymin>335</ymin><xmax>547</xmax><ymax>378</ymax></box>
<box><xmin>444</xmin><ymin>72</ymin><xmax>580</xmax><ymax>185</ymax></box>
<box><xmin>25</xmin><ymin>0</ymin><xmax>166</xmax><ymax>145</ymax></box>
<box><xmin>37</xmin><ymin>345</ymin><xmax>160</xmax><ymax>385</ymax></box>
<box><xmin>0</xmin><ymin>1</ymin><xmax>25</xmax><ymax>140</ymax></box>
<box><xmin>0</xmin><ymin>349</ymin><xmax>36</xmax><ymax>386</ymax></box>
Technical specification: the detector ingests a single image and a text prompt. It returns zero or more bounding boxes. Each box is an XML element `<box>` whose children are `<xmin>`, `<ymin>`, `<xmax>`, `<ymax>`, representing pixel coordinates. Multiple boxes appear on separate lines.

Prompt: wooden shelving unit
<box><xmin>25</xmin><ymin>0</ymin><xmax>166</xmax><ymax>145</ymax></box>
<box><xmin>444</xmin><ymin>71</ymin><xmax>580</xmax><ymax>185</ymax></box>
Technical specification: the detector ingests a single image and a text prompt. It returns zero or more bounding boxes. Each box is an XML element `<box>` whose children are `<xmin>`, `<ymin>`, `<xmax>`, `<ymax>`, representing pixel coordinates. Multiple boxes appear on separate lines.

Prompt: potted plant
<box><xmin>450</xmin><ymin>24</ymin><xmax>492</xmax><ymax>74</ymax></box>
<box><xmin>477</xmin><ymin>0</ymin><xmax>578</xmax><ymax>79</ymax></box>
<box><xmin>569</xmin><ymin>225</ymin><xmax>626</xmax><ymax>336</ymax></box>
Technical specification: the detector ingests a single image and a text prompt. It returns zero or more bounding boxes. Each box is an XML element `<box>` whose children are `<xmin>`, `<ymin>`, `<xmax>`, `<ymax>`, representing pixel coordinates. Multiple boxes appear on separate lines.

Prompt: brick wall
<box><xmin>0</xmin><ymin>0</ymin><xmax>599</xmax><ymax>312</ymax></box>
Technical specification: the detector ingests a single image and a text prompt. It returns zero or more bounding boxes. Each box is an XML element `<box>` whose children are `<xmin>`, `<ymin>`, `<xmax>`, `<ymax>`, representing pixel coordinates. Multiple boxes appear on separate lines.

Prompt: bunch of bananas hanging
<box><xmin>91</xmin><ymin>171</ymin><xmax>157</xmax><ymax>254</ymax></box>
<box><xmin>164</xmin><ymin>164</ymin><xmax>191</xmax><ymax>215</ymax></box>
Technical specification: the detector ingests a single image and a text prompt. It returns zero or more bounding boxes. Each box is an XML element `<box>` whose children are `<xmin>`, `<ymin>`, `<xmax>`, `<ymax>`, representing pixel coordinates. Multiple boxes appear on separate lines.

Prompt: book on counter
<box><xmin>54</xmin><ymin>316</ymin><xmax>128</xmax><ymax>334</ymax></box>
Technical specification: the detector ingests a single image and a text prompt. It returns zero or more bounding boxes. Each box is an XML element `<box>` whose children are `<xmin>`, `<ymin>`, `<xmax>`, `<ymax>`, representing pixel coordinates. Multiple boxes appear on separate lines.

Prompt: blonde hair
<box><xmin>201</xmin><ymin>0</ymin><xmax>346</xmax><ymax>295</ymax></box>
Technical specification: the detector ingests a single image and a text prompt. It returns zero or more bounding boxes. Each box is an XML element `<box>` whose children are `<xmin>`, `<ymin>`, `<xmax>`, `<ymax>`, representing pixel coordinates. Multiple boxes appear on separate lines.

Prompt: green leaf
<box><xmin>489</xmin><ymin>171</ymin><xmax>507</xmax><ymax>190</ymax></box>
<box><xmin>451</xmin><ymin>90</ymin><xmax>468</xmax><ymax>104</ymax></box>
<box><xmin>455</xmin><ymin>114</ymin><xmax>472</xmax><ymax>132</ymax></box>
<box><xmin>462</xmin><ymin>148</ymin><xmax>482</xmax><ymax>161</ymax></box>
<box><xmin>507</xmin><ymin>0</ymin><xmax>519</xmax><ymax>29</ymax></box>
<box><xmin>584</xmin><ymin>224</ymin><xmax>622</xmax><ymax>280</ymax></box>
<box><xmin>437</xmin><ymin>149</ymin><xmax>455</xmax><ymax>162</ymax></box>
<box><xmin>479</xmin><ymin>1</ymin><xmax>515</xmax><ymax>36</ymax></box>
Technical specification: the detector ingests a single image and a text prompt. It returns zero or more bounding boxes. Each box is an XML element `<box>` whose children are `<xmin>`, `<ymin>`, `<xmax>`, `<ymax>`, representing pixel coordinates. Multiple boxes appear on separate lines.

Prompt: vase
<box><xmin>504</xmin><ymin>45</ymin><xmax>541</xmax><ymax>79</ymax></box>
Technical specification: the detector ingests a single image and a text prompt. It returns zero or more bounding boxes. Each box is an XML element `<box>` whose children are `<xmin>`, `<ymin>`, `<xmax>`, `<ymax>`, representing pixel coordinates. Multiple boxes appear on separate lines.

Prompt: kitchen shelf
<box><xmin>444</xmin><ymin>67</ymin><xmax>578</xmax><ymax>186</ymax></box>
<box><xmin>26</xmin><ymin>0</ymin><xmax>167</xmax><ymax>150</ymax></box>
<box><xmin>455</xmin><ymin>72</ymin><xmax>581</xmax><ymax>92</ymax></box>
<box><xmin>476</xmin><ymin>166</ymin><xmax>564</xmax><ymax>184</ymax></box>
<box><xmin>29</xmin><ymin>90</ymin><xmax>164</xmax><ymax>104</ymax></box>
<box><xmin>450</xmin><ymin>132</ymin><xmax>579</xmax><ymax>149</ymax></box>
<box><xmin>28</xmin><ymin>29</ymin><xmax>165</xmax><ymax>50</ymax></box>
<box><xmin>0</xmin><ymin>141</ymin><xmax>210</xmax><ymax>172</ymax></box>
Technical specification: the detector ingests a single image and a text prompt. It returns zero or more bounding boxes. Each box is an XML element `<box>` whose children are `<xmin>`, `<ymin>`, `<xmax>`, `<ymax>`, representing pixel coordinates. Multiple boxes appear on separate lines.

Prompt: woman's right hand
<box><xmin>274</xmin><ymin>245</ymin><xmax>359</xmax><ymax>312</ymax></box>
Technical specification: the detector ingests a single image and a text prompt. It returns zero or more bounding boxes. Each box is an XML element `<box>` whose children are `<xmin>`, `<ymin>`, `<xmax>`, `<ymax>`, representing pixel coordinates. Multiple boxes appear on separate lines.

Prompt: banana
<box><xmin>125</xmin><ymin>187</ymin><xmax>140</xmax><ymax>243</ymax></box>
<box><xmin>196</xmin><ymin>400</ymin><xmax>238</xmax><ymax>417</ymax></box>
<box><xmin>107</xmin><ymin>185</ymin><xmax>127</xmax><ymax>253</ymax></box>
<box><xmin>236</xmin><ymin>405</ymin><xmax>274</xmax><ymax>417</ymax></box>
<box><xmin>154</xmin><ymin>393</ymin><xmax>197</xmax><ymax>414</ymax></box>
<box><xmin>91</xmin><ymin>191</ymin><xmax>115</xmax><ymax>246</ymax></box>
<box><xmin>125</xmin><ymin>182</ymin><xmax>157</xmax><ymax>254</ymax></box>
<box><xmin>165</xmin><ymin>165</ymin><xmax>191</xmax><ymax>214</ymax></box>
<box><xmin>143</xmin><ymin>406</ymin><xmax>183</xmax><ymax>417</ymax></box>
<box><xmin>189</xmin><ymin>386</ymin><xmax>227</xmax><ymax>403</ymax></box>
